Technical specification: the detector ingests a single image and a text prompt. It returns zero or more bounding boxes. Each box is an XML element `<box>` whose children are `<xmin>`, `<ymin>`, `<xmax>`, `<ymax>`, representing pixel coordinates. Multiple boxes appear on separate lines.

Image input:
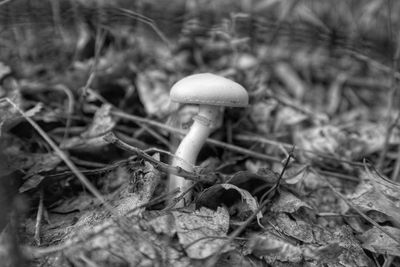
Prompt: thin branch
<box><xmin>235</xmin><ymin>133</ymin><xmax>365</xmax><ymax>167</ymax></box>
<box><xmin>111</xmin><ymin>109</ymin><xmax>281</xmax><ymax>163</ymax></box>
<box><xmin>310</xmin><ymin>167</ymin><xmax>400</xmax><ymax>246</ymax></box>
<box><xmin>103</xmin><ymin>132</ymin><xmax>219</xmax><ymax>183</ymax></box>
<box><xmin>34</xmin><ymin>189</ymin><xmax>44</xmax><ymax>246</ymax></box>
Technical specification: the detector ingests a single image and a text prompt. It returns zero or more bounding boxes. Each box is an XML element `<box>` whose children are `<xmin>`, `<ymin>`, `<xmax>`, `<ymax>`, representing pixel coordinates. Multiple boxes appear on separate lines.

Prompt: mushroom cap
<box><xmin>170</xmin><ymin>73</ymin><xmax>249</xmax><ymax>107</ymax></box>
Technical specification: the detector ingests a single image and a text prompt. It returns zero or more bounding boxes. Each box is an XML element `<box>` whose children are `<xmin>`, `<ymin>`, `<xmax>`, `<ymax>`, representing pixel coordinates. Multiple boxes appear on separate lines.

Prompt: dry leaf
<box><xmin>295</xmin><ymin>122</ymin><xmax>396</xmax><ymax>164</ymax></box>
<box><xmin>282</xmin><ymin>164</ymin><xmax>309</xmax><ymax>184</ymax></box>
<box><xmin>83</xmin><ymin>103</ymin><xmax>115</xmax><ymax>138</ymax></box>
<box><xmin>49</xmin><ymin>194</ymin><xmax>96</xmax><ymax>214</ymax></box>
<box><xmin>147</xmin><ymin>212</ymin><xmax>176</xmax><ymax>237</ymax></box>
<box><xmin>0</xmin><ymin>79</ymin><xmax>40</xmax><ymax>133</ymax></box>
<box><xmin>136</xmin><ymin>70</ymin><xmax>171</xmax><ymax>118</ymax></box>
<box><xmin>295</xmin><ymin>125</ymin><xmax>345</xmax><ymax>161</ymax></box>
<box><xmin>111</xmin><ymin>154</ymin><xmax>161</xmax><ymax>217</ymax></box>
<box><xmin>275</xmin><ymin>106</ymin><xmax>308</xmax><ymax>127</ymax></box>
<box><xmin>0</xmin><ymin>62</ymin><xmax>11</xmax><ymax>81</ymax></box>
<box><xmin>269</xmin><ymin>213</ymin><xmax>314</xmax><ymax>243</ymax></box>
<box><xmin>197</xmin><ymin>183</ymin><xmax>262</xmax><ymax>221</ymax></box>
<box><xmin>247</xmin><ymin>231</ymin><xmax>304</xmax><ymax>263</ymax></box>
<box><xmin>19</xmin><ymin>175</ymin><xmax>46</xmax><ymax>193</ymax></box>
<box><xmin>274</xmin><ymin>62</ymin><xmax>305</xmax><ymax>100</ymax></box>
<box><xmin>270</xmin><ymin>190</ymin><xmax>313</xmax><ymax>213</ymax></box>
<box><xmin>248</xmin><ymin>225</ymin><xmax>372</xmax><ymax>266</ymax></box>
<box><xmin>347</xmin><ymin>169</ymin><xmax>400</xmax><ymax>225</ymax></box>
<box><xmin>358</xmin><ymin>226</ymin><xmax>400</xmax><ymax>256</ymax></box>
<box><xmin>61</xmin><ymin>103</ymin><xmax>115</xmax><ymax>151</ymax></box>
<box><xmin>173</xmin><ymin>206</ymin><xmax>230</xmax><ymax>259</ymax></box>
<box><xmin>250</xmin><ymin>100</ymin><xmax>277</xmax><ymax>134</ymax></box>
<box><xmin>19</xmin><ymin>153</ymin><xmax>62</xmax><ymax>192</ymax></box>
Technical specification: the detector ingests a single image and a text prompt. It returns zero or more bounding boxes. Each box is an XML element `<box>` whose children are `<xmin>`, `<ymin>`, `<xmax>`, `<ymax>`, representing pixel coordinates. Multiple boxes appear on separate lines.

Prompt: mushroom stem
<box><xmin>169</xmin><ymin>105</ymin><xmax>219</xmax><ymax>206</ymax></box>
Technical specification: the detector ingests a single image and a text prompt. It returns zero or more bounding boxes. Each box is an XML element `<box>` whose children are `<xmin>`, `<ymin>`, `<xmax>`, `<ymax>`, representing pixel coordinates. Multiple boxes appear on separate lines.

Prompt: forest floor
<box><xmin>0</xmin><ymin>0</ymin><xmax>400</xmax><ymax>266</ymax></box>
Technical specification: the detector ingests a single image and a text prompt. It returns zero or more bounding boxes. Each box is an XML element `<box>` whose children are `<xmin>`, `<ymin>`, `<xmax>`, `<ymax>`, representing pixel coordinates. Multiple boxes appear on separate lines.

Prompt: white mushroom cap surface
<box><xmin>170</xmin><ymin>73</ymin><xmax>249</xmax><ymax>107</ymax></box>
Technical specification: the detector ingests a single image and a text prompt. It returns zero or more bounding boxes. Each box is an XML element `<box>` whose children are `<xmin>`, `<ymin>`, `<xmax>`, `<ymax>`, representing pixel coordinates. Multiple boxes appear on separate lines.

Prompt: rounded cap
<box><xmin>170</xmin><ymin>73</ymin><xmax>248</xmax><ymax>107</ymax></box>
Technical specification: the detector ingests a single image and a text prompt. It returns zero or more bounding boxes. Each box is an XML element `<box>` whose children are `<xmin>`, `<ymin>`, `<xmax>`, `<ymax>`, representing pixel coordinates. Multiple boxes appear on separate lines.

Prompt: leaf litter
<box><xmin>0</xmin><ymin>0</ymin><xmax>400</xmax><ymax>266</ymax></box>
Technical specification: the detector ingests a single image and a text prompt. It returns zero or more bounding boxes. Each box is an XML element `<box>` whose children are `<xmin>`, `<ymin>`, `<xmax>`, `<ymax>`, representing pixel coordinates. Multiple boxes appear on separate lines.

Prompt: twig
<box><xmin>205</xmin><ymin>188</ymin><xmax>273</xmax><ymax>267</ymax></box>
<box><xmin>46</xmin><ymin>156</ymin><xmax>137</xmax><ymax>178</ymax></box>
<box><xmin>377</xmin><ymin>112</ymin><xmax>400</xmax><ymax>170</ymax></box>
<box><xmin>389</xmin><ymin>113</ymin><xmax>400</xmax><ymax>181</ymax></box>
<box><xmin>377</xmin><ymin>1</ymin><xmax>400</xmax><ymax>173</ymax></box>
<box><xmin>317</xmin><ymin>170</ymin><xmax>359</xmax><ymax>182</ymax></box>
<box><xmin>392</xmin><ymin>141</ymin><xmax>400</xmax><ymax>181</ymax></box>
<box><xmin>110</xmin><ymin>110</ymin><xmax>361</xmax><ymax>183</ymax></box>
<box><xmin>111</xmin><ymin>109</ymin><xmax>281</xmax><ymax>163</ymax></box>
<box><xmin>0</xmin><ymin>0</ymin><xmax>12</xmax><ymax>6</ymax></box>
<box><xmin>103</xmin><ymin>132</ymin><xmax>218</xmax><ymax>183</ymax></box>
<box><xmin>164</xmin><ymin>182</ymin><xmax>200</xmax><ymax>210</ymax></box>
<box><xmin>80</xmin><ymin>24</ymin><xmax>106</xmax><ymax>98</ymax></box>
<box><xmin>234</xmin><ymin>133</ymin><xmax>365</xmax><ymax>167</ymax></box>
<box><xmin>205</xmin><ymin>148</ymin><xmax>295</xmax><ymax>266</ymax></box>
<box><xmin>1</xmin><ymin>98</ymin><xmax>110</xmax><ymax>209</ymax></box>
<box><xmin>34</xmin><ymin>189</ymin><xmax>44</xmax><ymax>246</ymax></box>
<box><xmin>260</xmin><ymin>146</ymin><xmax>294</xmax><ymax>203</ymax></box>
<box><xmin>19</xmin><ymin>82</ymin><xmax>75</xmax><ymax>141</ymax></box>
<box><xmin>117</xmin><ymin>7</ymin><xmax>171</xmax><ymax>47</ymax></box>
<box><xmin>264</xmin><ymin>91</ymin><xmax>327</xmax><ymax>124</ymax></box>
<box><xmin>137</xmin><ymin>122</ymin><xmax>173</xmax><ymax>150</ymax></box>
<box><xmin>310</xmin><ymin>167</ymin><xmax>400</xmax><ymax>246</ymax></box>
<box><xmin>347</xmin><ymin>50</ymin><xmax>400</xmax><ymax>80</ymax></box>
<box><xmin>53</xmin><ymin>84</ymin><xmax>74</xmax><ymax>142</ymax></box>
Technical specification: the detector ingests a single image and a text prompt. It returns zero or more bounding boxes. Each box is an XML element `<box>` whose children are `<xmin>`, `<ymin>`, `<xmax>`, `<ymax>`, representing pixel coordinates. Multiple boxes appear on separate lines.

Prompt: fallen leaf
<box><xmin>275</xmin><ymin>106</ymin><xmax>308</xmax><ymax>127</ymax></box>
<box><xmin>173</xmin><ymin>206</ymin><xmax>230</xmax><ymax>259</ymax></box>
<box><xmin>22</xmin><ymin>153</ymin><xmax>62</xmax><ymax>177</ymax></box>
<box><xmin>19</xmin><ymin>153</ymin><xmax>63</xmax><ymax>192</ymax></box>
<box><xmin>295</xmin><ymin>122</ymin><xmax>398</xmax><ymax>163</ymax></box>
<box><xmin>136</xmin><ymin>70</ymin><xmax>171</xmax><ymax>118</ymax></box>
<box><xmin>0</xmin><ymin>62</ymin><xmax>11</xmax><ymax>81</ymax></box>
<box><xmin>250</xmin><ymin>100</ymin><xmax>277</xmax><ymax>134</ymax></box>
<box><xmin>19</xmin><ymin>174</ymin><xmax>46</xmax><ymax>193</ymax></box>
<box><xmin>61</xmin><ymin>103</ymin><xmax>116</xmax><ymax>151</ymax></box>
<box><xmin>358</xmin><ymin>226</ymin><xmax>400</xmax><ymax>257</ymax></box>
<box><xmin>358</xmin><ymin>226</ymin><xmax>400</xmax><ymax>256</ymax></box>
<box><xmin>282</xmin><ymin>164</ymin><xmax>309</xmax><ymax>184</ymax></box>
<box><xmin>295</xmin><ymin>125</ymin><xmax>345</xmax><ymax>162</ymax></box>
<box><xmin>247</xmin><ymin>231</ymin><xmax>304</xmax><ymax>263</ymax></box>
<box><xmin>82</xmin><ymin>103</ymin><xmax>115</xmax><ymax>138</ymax></box>
<box><xmin>248</xmin><ymin>225</ymin><xmax>372</xmax><ymax>266</ymax></box>
<box><xmin>274</xmin><ymin>62</ymin><xmax>305</xmax><ymax>100</ymax></box>
<box><xmin>49</xmin><ymin>193</ymin><xmax>96</xmax><ymax>214</ymax></box>
<box><xmin>0</xmin><ymin>80</ymin><xmax>41</xmax><ymax>133</ymax></box>
<box><xmin>236</xmin><ymin>53</ymin><xmax>258</xmax><ymax>70</ymax></box>
<box><xmin>215</xmin><ymin>249</ymin><xmax>264</xmax><ymax>267</ymax></box>
<box><xmin>347</xmin><ymin>169</ymin><xmax>400</xmax><ymax>225</ymax></box>
<box><xmin>269</xmin><ymin>213</ymin><xmax>314</xmax><ymax>243</ymax></box>
<box><xmin>197</xmin><ymin>183</ymin><xmax>262</xmax><ymax>221</ymax></box>
<box><xmin>147</xmin><ymin>212</ymin><xmax>176</xmax><ymax>237</ymax></box>
<box><xmin>270</xmin><ymin>190</ymin><xmax>313</xmax><ymax>213</ymax></box>
<box><xmin>111</xmin><ymin>153</ymin><xmax>161</xmax><ymax>217</ymax></box>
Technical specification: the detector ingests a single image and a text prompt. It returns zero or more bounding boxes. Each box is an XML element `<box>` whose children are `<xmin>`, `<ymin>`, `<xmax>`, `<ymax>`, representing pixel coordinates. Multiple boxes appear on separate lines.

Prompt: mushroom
<box><xmin>169</xmin><ymin>73</ymin><xmax>249</xmax><ymax>206</ymax></box>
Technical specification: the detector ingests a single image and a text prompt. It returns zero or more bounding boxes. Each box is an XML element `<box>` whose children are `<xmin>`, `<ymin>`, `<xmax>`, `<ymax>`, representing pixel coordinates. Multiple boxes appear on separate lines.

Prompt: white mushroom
<box><xmin>169</xmin><ymin>73</ymin><xmax>249</xmax><ymax>207</ymax></box>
